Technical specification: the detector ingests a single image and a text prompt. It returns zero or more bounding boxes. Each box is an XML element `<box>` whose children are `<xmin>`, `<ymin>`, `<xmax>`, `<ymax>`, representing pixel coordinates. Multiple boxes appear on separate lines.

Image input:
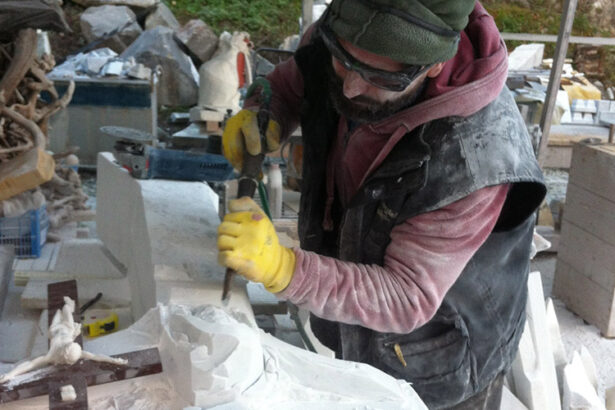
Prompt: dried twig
<box><xmin>0</xmin><ymin>104</ymin><xmax>46</xmax><ymax>148</ymax></box>
<box><xmin>52</xmin><ymin>146</ymin><xmax>80</xmax><ymax>161</ymax></box>
<box><xmin>34</xmin><ymin>80</ymin><xmax>75</xmax><ymax>123</ymax></box>
<box><xmin>0</xmin><ymin>29</ymin><xmax>36</xmax><ymax>103</ymax></box>
<box><xmin>0</xmin><ymin>139</ymin><xmax>32</xmax><ymax>154</ymax></box>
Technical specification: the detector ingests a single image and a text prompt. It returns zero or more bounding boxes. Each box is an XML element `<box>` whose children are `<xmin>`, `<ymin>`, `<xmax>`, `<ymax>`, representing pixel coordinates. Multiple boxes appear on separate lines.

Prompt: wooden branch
<box><xmin>50</xmin><ymin>194</ymin><xmax>83</xmax><ymax>208</ymax></box>
<box><xmin>26</xmin><ymin>67</ymin><xmax>58</xmax><ymax>100</ymax></box>
<box><xmin>13</xmin><ymin>88</ymin><xmax>25</xmax><ymax>104</ymax></box>
<box><xmin>52</xmin><ymin>146</ymin><xmax>80</xmax><ymax>160</ymax></box>
<box><xmin>10</xmin><ymin>89</ymin><xmax>38</xmax><ymax>119</ymax></box>
<box><xmin>0</xmin><ymin>104</ymin><xmax>46</xmax><ymax>148</ymax></box>
<box><xmin>34</xmin><ymin>80</ymin><xmax>74</xmax><ymax>123</ymax></box>
<box><xmin>0</xmin><ymin>29</ymin><xmax>37</xmax><ymax>104</ymax></box>
<box><xmin>0</xmin><ymin>139</ymin><xmax>32</xmax><ymax>154</ymax></box>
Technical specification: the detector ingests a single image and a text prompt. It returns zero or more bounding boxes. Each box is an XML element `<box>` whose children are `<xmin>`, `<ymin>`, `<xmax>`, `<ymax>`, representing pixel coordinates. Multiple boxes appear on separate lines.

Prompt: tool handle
<box><xmin>237</xmin><ymin>152</ymin><xmax>264</xmax><ymax>198</ymax></box>
<box><xmin>222</xmin><ymin>153</ymin><xmax>264</xmax><ymax>305</ymax></box>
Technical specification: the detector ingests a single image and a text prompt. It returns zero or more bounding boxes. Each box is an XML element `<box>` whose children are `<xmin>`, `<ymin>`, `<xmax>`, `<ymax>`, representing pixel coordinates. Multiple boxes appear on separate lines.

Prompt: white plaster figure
<box><xmin>0</xmin><ymin>297</ymin><xmax>127</xmax><ymax>384</ymax></box>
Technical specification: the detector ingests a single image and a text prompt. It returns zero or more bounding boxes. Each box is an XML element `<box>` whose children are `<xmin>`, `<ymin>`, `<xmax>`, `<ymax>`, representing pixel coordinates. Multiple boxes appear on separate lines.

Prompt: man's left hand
<box><xmin>217</xmin><ymin>197</ymin><xmax>295</xmax><ymax>293</ymax></box>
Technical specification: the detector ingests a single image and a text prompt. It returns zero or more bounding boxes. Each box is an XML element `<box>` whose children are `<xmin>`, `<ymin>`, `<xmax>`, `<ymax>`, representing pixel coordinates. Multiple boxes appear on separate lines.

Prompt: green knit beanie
<box><xmin>323</xmin><ymin>0</ymin><xmax>476</xmax><ymax>65</ymax></box>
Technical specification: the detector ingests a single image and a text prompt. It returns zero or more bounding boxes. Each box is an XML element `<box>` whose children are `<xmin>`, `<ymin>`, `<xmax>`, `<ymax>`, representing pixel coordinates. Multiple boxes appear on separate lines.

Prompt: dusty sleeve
<box><xmin>277</xmin><ymin>184</ymin><xmax>510</xmax><ymax>333</ymax></box>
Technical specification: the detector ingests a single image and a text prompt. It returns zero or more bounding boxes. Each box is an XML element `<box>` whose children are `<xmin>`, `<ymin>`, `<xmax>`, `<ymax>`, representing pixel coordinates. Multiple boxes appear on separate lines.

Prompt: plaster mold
<box><xmin>85</xmin><ymin>304</ymin><xmax>427</xmax><ymax>409</ymax></box>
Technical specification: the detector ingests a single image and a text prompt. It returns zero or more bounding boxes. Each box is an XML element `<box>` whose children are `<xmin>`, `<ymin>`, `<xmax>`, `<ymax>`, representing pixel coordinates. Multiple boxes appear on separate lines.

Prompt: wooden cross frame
<box><xmin>0</xmin><ymin>280</ymin><xmax>163</xmax><ymax>408</ymax></box>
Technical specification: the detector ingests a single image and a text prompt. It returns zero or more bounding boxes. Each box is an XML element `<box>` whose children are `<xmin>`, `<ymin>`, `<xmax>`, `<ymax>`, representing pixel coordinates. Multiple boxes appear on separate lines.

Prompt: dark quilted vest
<box><xmin>294</xmin><ymin>36</ymin><xmax>546</xmax><ymax>409</ymax></box>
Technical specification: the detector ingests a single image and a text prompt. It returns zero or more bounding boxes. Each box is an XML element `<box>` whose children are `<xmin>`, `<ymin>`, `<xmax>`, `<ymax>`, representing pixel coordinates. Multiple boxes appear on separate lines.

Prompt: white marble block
<box><xmin>511</xmin><ymin>272</ymin><xmax>561</xmax><ymax>410</ymax></box>
<box><xmin>96</xmin><ymin>152</ymin><xmax>251</xmax><ymax>321</ymax></box>
<box><xmin>562</xmin><ymin>351</ymin><xmax>605</xmax><ymax>410</ymax></box>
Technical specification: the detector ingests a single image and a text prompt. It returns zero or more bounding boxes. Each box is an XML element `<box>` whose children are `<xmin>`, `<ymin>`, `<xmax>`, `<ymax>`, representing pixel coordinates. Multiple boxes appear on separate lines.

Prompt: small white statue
<box><xmin>0</xmin><ymin>296</ymin><xmax>127</xmax><ymax>384</ymax></box>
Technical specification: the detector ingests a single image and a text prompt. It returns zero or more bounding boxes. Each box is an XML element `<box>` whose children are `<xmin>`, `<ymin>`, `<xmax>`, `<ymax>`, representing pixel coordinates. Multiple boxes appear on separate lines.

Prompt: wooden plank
<box><xmin>501</xmin><ymin>32</ymin><xmax>615</xmax><ymax>46</ymax></box>
<box><xmin>563</xmin><ymin>183</ymin><xmax>615</xmax><ymax>247</ymax></box>
<box><xmin>23</xmin><ymin>279</ymin><xmax>132</xmax><ymax>310</ymax></box>
<box><xmin>537</xmin><ymin>0</ymin><xmax>579</xmax><ymax>166</ymax></box>
<box><xmin>0</xmin><ymin>348</ymin><xmax>162</xmax><ymax>404</ymax></box>
<box><xmin>568</xmin><ymin>143</ymin><xmax>615</xmax><ymax>203</ymax></box>
<box><xmin>553</xmin><ymin>260</ymin><xmax>615</xmax><ymax>337</ymax></box>
<box><xmin>48</xmin><ymin>376</ymin><xmax>88</xmax><ymax>409</ymax></box>
<box><xmin>558</xmin><ymin>221</ymin><xmax>615</xmax><ymax>291</ymax></box>
<box><xmin>14</xmin><ymin>272</ymin><xmax>77</xmax><ymax>287</ymax></box>
<box><xmin>0</xmin><ymin>149</ymin><xmax>55</xmax><ymax>201</ymax></box>
<box><xmin>542</xmin><ymin>145</ymin><xmax>572</xmax><ymax>168</ymax></box>
<box><xmin>548</xmin><ymin>125</ymin><xmax>610</xmax><ymax>146</ymax></box>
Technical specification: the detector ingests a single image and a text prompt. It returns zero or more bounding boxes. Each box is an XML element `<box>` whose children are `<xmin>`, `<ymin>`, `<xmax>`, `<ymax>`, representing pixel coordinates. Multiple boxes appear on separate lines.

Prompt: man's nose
<box><xmin>343</xmin><ymin>70</ymin><xmax>369</xmax><ymax>99</ymax></box>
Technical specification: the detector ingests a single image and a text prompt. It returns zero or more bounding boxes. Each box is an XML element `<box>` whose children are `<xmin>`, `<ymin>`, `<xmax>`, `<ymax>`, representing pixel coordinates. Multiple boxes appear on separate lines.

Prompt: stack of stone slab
<box><xmin>553</xmin><ymin>142</ymin><xmax>615</xmax><ymax>338</ymax></box>
<box><xmin>568</xmin><ymin>99</ymin><xmax>615</xmax><ymax>125</ymax></box>
<box><xmin>504</xmin><ymin>271</ymin><xmax>610</xmax><ymax>410</ymax></box>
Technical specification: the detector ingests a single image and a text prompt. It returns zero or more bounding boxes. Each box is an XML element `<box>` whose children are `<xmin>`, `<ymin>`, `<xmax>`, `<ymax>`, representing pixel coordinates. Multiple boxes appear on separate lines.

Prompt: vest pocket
<box><xmin>370</xmin><ymin>324</ymin><xmax>474</xmax><ymax>408</ymax></box>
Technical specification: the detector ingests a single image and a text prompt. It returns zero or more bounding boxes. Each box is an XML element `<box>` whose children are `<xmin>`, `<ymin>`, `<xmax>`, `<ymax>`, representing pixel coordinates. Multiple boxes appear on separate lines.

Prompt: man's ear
<box><xmin>426</xmin><ymin>63</ymin><xmax>445</xmax><ymax>78</ymax></box>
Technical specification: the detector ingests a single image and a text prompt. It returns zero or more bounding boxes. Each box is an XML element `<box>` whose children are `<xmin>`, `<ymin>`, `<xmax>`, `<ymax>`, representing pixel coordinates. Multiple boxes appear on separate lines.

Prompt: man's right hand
<box><xmin>222</xmin><ymin>109</ymin><xmax>281</xmax><ymax>172</ymax></box>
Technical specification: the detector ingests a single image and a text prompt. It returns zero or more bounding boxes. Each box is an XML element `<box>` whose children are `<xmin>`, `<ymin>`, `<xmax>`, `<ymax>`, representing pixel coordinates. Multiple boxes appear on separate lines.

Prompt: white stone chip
<box><xmin>563</xmin><ymin>351</ymin><xmax>606</xmax><ymax>410</ymax></box>
<box><xmin>580</xmin><ymin>345</ymin><xmax>599</xmax><ymax>391</ymax></box>
<box><xmin>500</xmin><ymin>385</ymin><xmax>529</xmax><ymax>410</ymax></box>
<box><xmin>61</xmin><ymin>384</ymin><xmax>77</xmax><ymax>401</ymax></box>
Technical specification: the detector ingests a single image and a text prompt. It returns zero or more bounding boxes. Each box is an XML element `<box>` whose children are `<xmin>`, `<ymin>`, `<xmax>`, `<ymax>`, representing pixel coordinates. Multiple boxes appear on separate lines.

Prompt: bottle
<box><xmin>267</xmin><ymin>163</ymin><xmax>283</xmax><ymax>219</ymax></box>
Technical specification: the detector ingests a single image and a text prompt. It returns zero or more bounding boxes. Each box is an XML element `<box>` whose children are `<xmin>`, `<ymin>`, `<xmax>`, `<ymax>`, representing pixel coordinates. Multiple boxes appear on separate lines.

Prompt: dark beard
<box><xmin>326</xmin><ymin>63</ymin><xmax>425</xmax><ymax>124</ymax></box>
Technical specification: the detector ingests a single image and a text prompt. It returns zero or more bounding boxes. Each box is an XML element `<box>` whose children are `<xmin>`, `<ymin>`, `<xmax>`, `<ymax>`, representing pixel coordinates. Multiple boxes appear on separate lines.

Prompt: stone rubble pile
<box><xmin>50</xmin><ymin>1</ymin><xmax>228</xmax><ymax>107</ymax></box>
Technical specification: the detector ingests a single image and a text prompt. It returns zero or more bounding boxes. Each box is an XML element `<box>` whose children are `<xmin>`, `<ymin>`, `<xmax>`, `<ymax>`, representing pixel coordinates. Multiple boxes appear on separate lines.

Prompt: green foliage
<box><xmin>483</xmin><ymin>1</ymin><xmax>615</xmax><ymax>87</ymax></box>
<box><xmin>602</xmin><ymin>46</ymin><xmax>615</xmax><ymax>89</ymax></box>
<box><xmin>168</xmin><ymin>0</ymin><xmax>301</xmax><ymax>47</ymax></box>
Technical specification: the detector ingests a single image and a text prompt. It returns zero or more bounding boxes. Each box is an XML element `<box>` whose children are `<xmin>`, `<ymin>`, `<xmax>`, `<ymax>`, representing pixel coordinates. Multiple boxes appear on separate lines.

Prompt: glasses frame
<box><xmin>319</xmin><ymin>25</ymin><xmax>432</xmax><ymax>92</ymax></box>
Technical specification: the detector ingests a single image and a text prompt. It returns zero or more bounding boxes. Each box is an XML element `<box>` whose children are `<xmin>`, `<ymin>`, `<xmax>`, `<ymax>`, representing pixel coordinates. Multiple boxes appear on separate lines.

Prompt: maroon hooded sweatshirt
<box><xmin>257</xmin><ymin>3</ymin><xmax>511</xmax><ymax>333</ymax></box>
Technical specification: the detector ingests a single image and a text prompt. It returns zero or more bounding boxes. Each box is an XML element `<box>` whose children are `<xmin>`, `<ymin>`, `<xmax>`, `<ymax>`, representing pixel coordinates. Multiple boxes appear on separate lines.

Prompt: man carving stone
<box><xmin>217</xmin><ymin>1</ymin><xmax>547</xmax><ymax>408</ymax></box>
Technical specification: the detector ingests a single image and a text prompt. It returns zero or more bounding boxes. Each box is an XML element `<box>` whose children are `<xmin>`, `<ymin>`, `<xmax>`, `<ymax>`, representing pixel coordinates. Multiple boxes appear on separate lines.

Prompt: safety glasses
<box><xmin>319</xmin><ymin>25</ymin><xmax>432</xmax><ymax>92</ymax></box>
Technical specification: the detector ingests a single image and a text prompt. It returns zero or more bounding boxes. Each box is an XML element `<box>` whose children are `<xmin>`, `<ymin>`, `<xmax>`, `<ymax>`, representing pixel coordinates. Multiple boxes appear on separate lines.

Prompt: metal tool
<box><xmin>221</xmin><ymin>78</ymin><xmax>271</xmax><ymax>305</ymax></box>
<box><xmin>101</xmin><ymin>125</ymin><xmax>235</xmax><ymax>182</ymax></box>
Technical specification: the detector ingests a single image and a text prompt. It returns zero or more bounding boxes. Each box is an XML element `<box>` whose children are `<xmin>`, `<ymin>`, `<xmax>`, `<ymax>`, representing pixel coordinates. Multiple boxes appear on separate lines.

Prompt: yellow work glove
<box><xmin>217</xmin><ymin>197</ymin><xmax>295</xmax><ymax>293</ymax></box>
<box><xmin>222</xmin><ymin>109</ymin><xmax>281</xmax><ymax>172</ymax></box>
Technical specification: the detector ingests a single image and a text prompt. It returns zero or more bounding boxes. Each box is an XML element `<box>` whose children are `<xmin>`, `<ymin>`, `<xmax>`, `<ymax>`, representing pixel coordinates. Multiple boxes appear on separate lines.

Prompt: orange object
<box><xmin>0</xmin><ymin>149</ymin><xmax>55</xmax><ymax>200</ymax></box>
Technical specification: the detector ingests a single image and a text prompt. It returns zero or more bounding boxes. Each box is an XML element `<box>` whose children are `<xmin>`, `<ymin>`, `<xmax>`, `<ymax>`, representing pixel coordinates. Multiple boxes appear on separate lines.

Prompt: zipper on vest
<box><xmin>393</xmin><ymin>343</ymin><xmax>407</xmax><ymax>367</ymax></box>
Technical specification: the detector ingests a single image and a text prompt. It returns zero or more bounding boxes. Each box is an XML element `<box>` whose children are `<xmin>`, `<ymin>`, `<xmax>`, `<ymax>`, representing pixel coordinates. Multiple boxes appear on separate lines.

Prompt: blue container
<box><xmin>0</xmin><ymin>205</ymin><xmax>48</xmax><ymax>258</ymax></box>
